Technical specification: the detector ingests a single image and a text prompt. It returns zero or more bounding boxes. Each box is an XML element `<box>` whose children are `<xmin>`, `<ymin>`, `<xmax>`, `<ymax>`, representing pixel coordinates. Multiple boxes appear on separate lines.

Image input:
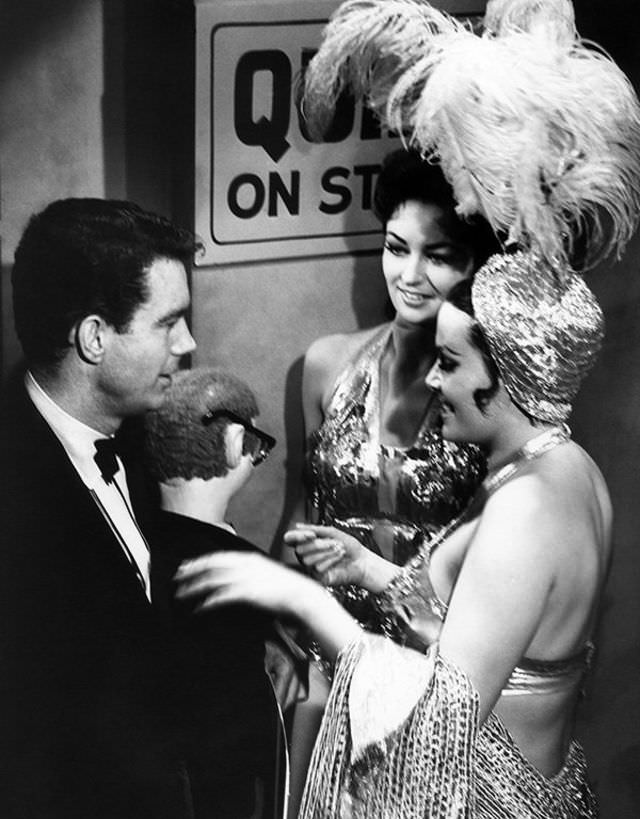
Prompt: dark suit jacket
<box><xmin>151</xmin><ymin>512</ymin><xmax>283</xmax><ymax>819</ymax></box>
<box><xmin>0</xmin><ymin>378</ymin><xmax>192</xmax><ymax>819</ymax></box>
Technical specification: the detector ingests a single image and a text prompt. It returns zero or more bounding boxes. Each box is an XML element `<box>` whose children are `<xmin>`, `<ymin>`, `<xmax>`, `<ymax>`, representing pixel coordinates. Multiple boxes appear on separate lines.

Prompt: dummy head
<box><xmin>144</xmin><ymin>367</ymin><xmax>273</xmax><ymax>482</ymax></box>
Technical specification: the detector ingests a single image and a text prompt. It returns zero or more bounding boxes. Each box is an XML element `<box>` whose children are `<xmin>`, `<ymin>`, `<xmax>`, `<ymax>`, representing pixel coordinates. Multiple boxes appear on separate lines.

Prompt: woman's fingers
<box><xmin>175</xmin><ymin>553</ymin><xmax>251</xmax><ymax>600</ymax></box>
<box><xmin>175</xmin><ymin>552</ymin><xmax>230</xmax><ymax>578</ymax></box>
<box><xmin>295</xmin><ymin>538</ymin><xmax>346</xmax><ymax>567</ymax></box>
<box><xmin>175</xmin><ymin>569</ymin><xmax>228</xmax><ymax>600</ymax></box>
<box><xmin>294</xmin><ymin>523</ymin><xmax>341</xmax><ymax>537</ymax></box>
<box><xmin>313</xmin><ymin>554</ymin><xmax>344</xmax><ymax>574</ymax></box>
<box><xmin>196</xmin><ymin>587</ymin><xmax>242</xmax><ymax>612</ymax></box>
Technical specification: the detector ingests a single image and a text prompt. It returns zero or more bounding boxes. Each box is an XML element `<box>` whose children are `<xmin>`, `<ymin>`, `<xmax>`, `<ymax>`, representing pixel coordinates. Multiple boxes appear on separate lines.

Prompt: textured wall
<box><xmin>0</xmin><ymin>0</ymin><xmax>105</xmax><ymax>374</ymax></box>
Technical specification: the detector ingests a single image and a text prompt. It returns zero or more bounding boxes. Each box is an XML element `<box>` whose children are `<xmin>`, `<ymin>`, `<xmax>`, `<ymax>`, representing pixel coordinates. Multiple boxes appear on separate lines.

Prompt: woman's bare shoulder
<box><xmin>304</xmin><ymin>324</ymin><xmax>386</xmax><ymax>386</ymax></box>
<box><xmin>306</xmin><ymin>325</ymin><xmax>384</xmax><ymax>365</ymax></box>
<box><xmin>480</xmin><ymin>441</ymin><xmax>611</xmax><ymax>555</ymax></box>
<box><xmin>302</xmin><ymin>325</ymin><xmax>387</xmax><ymax>425</ymax></box>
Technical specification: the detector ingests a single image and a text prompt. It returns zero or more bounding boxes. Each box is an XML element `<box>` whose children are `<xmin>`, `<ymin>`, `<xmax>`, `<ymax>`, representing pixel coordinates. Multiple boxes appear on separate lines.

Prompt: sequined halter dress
<box><xmin>306</xmin><ymin>325</ymin><xmax>485</xmax><ymax>631</ymax></box>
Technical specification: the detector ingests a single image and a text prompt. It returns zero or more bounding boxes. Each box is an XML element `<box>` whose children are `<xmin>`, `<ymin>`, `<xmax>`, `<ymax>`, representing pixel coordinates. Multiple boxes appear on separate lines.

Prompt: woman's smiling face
<box><xmin>426</xmin><ymin>302</ymin><xmax>500</xmax><ymax>444</ymax></box>
<box><xmin>382</xmin><ymin>200</ymin><xmax>476</xmax><ymax>326</ymax></box>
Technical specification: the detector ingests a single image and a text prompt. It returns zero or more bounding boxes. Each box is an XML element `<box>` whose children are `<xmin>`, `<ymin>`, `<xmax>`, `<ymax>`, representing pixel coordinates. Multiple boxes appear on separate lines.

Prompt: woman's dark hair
<box><xmin>373</xmin><ymin>148</ymin><xmax>500</xmax><ymax>269</ymax></box>
<box><xmin>446</xmin><ymin>279</ymin><xmax>501</xmax><ymax>412</ymax></box>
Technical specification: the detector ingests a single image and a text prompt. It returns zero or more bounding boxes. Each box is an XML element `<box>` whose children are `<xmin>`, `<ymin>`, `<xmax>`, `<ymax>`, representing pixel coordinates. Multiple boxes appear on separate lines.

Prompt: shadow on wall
<box><xmin>102</xmin><ymin>0</ymin><xmax>195</xmax><ymax>226</ymax></box>
<box><xmin>571</xmin><ymin>246</ymin><xmax>640</xmax><ymax>818</ymax></box>
<box><xmin>271</xmin><ymin>354</ymin><xmax>305</xmax><ymax>557</ymax></box>
<box><xmin>0</xmin><ymin>0</ymin><xmax>80</xmax><ymax>76</ymax></box>
<box><xmin>0</xmin><ymin>261</ymin><xmax>26</xmax><ymax>386</ymax></box>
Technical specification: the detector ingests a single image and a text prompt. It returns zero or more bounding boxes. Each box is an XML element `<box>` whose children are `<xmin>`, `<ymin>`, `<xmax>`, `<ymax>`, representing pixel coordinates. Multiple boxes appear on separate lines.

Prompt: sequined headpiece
<box><xmin>471</xmin><ymin>252</ymin><xmax>604</xmax><ymax>423</ymax></box>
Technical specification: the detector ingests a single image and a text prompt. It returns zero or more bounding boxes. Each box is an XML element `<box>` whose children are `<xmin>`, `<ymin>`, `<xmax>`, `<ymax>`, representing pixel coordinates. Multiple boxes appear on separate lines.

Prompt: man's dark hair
<box><xmin>12</xmin><ymin>198</ymin><xmax>201</xmax><ymax>370</ymax></box>
<box><xmin>373</xmin><ymin>148</ymin><xmax>500</xmax><ymax>269</ymax></box>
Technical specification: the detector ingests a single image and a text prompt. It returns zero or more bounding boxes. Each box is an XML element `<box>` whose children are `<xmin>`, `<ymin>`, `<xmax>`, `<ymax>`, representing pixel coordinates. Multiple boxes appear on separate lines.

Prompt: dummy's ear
<box><xmin>71</xmin><ymin>314</ymin><xmax>108</xmax><ymax>364</ymax></box>
<box><xmin>224</xmin><ymin>423</ymin><xmax>246</xmax><ymax>469</ymax></box>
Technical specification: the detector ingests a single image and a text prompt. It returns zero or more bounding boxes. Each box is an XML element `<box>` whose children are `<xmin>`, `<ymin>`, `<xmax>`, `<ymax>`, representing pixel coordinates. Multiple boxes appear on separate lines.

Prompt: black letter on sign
<box><xmin>319</xmin><ymin>167</ymin><xmax>351</xmax><ymax>215</ymax></box>
<box><xmin>268</xmin><ymin>171</ymin><xmax>300</xmax><ymax>216</ymax></box>
<box><xmin>354</xmin><ymin>164</ymin><xmax>381</xmax><ymax>211</ymax></box>
<box><xmin>228</xmin><ymin>174</ymin><xmax>265</xmax><ymax>219</ymax></box>
<box><xmin>235</xmin><ymin>50</ymin><xmax>291</xmax><ymax>162</ymax></box>
<box><xmin>360</xmin><ymin>106</ymin><xmax>382</xmax><ymax>140</ymax></box>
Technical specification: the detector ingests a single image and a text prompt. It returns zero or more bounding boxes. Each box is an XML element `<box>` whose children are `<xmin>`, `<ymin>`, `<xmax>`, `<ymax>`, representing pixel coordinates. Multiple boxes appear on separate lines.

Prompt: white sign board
<box><xmin>195</xmin><ymin>0</ymin><xmax>486</xmax><ymax>265</ymax></box>
<box><xmin>195</xmin><ymin>0</ymin><xmax>402</xmax><ymax>265</ymax></box>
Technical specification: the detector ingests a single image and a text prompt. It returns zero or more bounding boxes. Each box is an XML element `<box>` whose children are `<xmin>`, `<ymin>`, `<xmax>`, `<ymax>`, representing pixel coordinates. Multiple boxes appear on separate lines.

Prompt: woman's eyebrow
<box><xmin>385</xmin><ymin>230</ymin><xmax>407</xmax><ymax>243</ymax></box>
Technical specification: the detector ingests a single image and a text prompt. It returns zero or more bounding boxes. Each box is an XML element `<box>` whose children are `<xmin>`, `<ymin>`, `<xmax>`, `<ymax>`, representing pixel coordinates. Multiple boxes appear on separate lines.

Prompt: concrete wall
<box><xmin>0</xmin><ymin>0</ymin><xmax>106</xmax><ymax>374</ymax></box>
<box><xmin>0</xmin><ymin>0</ymin><xmax>194</xmax><ymax>376</ymax></box>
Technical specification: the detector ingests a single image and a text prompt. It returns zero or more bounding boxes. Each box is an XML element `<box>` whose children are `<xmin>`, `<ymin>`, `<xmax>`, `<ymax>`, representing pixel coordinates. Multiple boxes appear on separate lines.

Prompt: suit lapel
<box><xmin>13</xmin><ymin>384</ymin><xmax>154</xmax><ymax>607</ymax></box>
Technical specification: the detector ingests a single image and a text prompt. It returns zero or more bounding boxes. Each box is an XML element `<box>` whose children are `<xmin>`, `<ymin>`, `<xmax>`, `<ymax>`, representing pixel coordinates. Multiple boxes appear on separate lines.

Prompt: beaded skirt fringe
<box><xmin>299</xmin><ymin>638</ymin><xmax>597</xmax><ymax>819</ymax></box>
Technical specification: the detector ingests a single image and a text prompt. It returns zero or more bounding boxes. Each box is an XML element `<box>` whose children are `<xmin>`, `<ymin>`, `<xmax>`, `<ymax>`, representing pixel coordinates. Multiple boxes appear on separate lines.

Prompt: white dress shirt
<box><xmin>25</xmin><ymin>371</ymin><xmax>151</xmax><ymax>600</ymax></box>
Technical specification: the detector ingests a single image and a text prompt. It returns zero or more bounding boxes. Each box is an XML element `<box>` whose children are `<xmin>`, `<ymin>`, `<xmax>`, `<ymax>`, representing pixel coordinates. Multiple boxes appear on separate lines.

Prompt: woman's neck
<box><xmin>485</xmin><ymin>420</ymin><xmax>556</xmax><ymax>472</ymax></box>
<box><xmin>377</xmin><ymin>317</ymin><xmax>438</xmax><ymax>447</ymax></box>
<box><xmin>385</xmin><ymin>316</ymin><xmax>437</xmax><ymax>388</ymax></box>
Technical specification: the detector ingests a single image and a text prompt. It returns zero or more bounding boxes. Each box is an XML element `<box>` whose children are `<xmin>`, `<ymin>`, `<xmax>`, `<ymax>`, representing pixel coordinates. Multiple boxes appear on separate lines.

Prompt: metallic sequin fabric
<box><xmin>300</xmin><ymin>639</ymin><xmax>597</xmax><ymax>819</ymax></box>
<box><xmin>472</xmin><ymin>252</ymin><xmax>605</xmax><ymax>424</ymax></box>
<box><xmin>306</xmin><ymin>325</ymin><xmax>485</xmax><ymax>632</ymax></box>
<box><xmin>373</xmin><ymin>425</ymin><xmax>593</xmax><ymax>691</ymax></box>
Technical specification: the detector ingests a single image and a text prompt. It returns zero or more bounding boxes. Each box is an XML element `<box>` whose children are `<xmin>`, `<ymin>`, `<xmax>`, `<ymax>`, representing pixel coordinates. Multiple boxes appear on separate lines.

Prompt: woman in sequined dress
<box><xmin>285</xmin><ymin>148</ymin><xmax>497</xmax><ymax>632</ymax></box>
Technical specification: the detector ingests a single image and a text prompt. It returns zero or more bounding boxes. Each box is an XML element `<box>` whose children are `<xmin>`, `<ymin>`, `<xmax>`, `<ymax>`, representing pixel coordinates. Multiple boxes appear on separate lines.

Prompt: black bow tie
<box><xmin>94</xmin><ymin>438</ymin><xmax>120</xmax><ymax>484</ymax></box>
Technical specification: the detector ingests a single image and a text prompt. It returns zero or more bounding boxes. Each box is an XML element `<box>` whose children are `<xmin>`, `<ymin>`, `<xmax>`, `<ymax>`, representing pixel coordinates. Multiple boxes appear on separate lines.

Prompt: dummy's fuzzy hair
<box><xmin>144</xmin><ymin>367</ymin><xmax>259</xmax><ymax>482</ymax></box>
<box><xmin>303</xmin><ymin>0</ymin><xmax>640</xmax><ymax>274</ymax></box>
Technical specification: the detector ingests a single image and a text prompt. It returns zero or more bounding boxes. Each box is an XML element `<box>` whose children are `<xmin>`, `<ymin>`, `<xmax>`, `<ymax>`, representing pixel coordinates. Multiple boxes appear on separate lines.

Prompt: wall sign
<box><xmin>195</xmin><ymin>0</ymin><xmax>486</xmax><ymax>265</ymax></box>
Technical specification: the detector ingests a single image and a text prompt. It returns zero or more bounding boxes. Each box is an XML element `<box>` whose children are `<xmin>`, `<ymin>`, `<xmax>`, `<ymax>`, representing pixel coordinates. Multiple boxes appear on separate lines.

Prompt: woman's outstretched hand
<box><xmin>284</xmin><ymin>524</ymin><xmax>399</xmax><ymax>593</ymax></box>
<box><xmin>174</xmin><ymin>552</ymin><xmax>307</xmax><ymax>618</ymax></box>
<box><xmin>174</xmin><ymin>550</ymin><xmax>362</xmax><ymax>663</ymax></box>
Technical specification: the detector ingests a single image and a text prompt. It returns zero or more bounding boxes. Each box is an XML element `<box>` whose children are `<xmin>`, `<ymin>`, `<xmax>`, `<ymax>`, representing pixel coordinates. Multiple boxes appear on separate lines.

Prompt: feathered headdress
<box><xmin>304</xmin><ymin>0</ymin><xmax>640</xmax><ymax>275</ymax></box>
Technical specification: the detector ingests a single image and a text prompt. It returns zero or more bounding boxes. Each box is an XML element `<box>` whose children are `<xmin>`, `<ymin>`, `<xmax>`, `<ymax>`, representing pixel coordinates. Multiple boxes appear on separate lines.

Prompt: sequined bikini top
<box><xmin>374</xmin><ymin>425</ymin><xmax>593</xmax><ymax>695</ymax></box>
<box><xmin>306</xmin><ymin>325</ymin><xmax>485</xmax><ymax>565</ymax></box>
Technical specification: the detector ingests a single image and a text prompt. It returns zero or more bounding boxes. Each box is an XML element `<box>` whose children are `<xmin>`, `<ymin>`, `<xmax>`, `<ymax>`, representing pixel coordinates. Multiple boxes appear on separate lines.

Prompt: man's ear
<box><xmin>72</xmin><ymin>314</ymin><xmax>108</xmax><ymax>364</ymax></box>
<box><xmin>224</xmin><ymin>423</ymin><xmax>245</xmax><ymax>469</ymax></box>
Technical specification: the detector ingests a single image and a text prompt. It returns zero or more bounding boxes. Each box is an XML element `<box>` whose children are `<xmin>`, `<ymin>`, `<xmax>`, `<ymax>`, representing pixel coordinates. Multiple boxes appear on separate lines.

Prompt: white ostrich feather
<box><xmin>302</xmin><ymin>0</ymin><xmax>463</xmax><ymax>138</ymax></box>
<box><xmin>484</xmin><ymin>0</ymin><xmax>577</xmax><ymax>44</ymax></box>
<box><xmin>400</xmin><ymin>30</ymin><xmax>640</xmax><ymax>269</ymax></box>
<box><xmin>303</xmin><ymin>0</ymin><xmax>640</xmax><ymax>272</ymax></box>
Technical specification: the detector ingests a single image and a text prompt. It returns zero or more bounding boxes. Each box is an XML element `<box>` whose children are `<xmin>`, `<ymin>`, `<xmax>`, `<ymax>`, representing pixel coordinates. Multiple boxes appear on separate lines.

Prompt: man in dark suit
<box><xmin>0</xmin><ymin>199</ymin><xmax>198</xmax><ymax>819</ymax></box>
<box><xmin>144</xmin><ymin>367</ymin><xmax>297</xmax><ymax>819</ymax></box>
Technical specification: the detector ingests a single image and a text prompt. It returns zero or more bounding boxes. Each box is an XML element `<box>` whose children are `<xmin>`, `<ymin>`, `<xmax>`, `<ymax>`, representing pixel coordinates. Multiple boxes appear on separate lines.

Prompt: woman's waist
<box><xmin>488</xmin><ymin>688</ymin><xmax>583</xmax><ymax>780</ymax></box>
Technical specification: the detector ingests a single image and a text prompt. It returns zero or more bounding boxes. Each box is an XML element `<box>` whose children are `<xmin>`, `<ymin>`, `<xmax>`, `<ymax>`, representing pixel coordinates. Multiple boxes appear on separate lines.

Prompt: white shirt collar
<box><xmin>25</xmin><ymin>370</ymin><xmax>112</xmax><ymax>488</ymax></box>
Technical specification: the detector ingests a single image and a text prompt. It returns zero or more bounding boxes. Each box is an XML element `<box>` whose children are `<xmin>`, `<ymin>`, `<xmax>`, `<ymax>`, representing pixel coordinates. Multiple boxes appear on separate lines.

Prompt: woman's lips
<box><xmin>397</xmin><ymin>287</ymin><xmax>433</xmax><ymax>304</ymax></box>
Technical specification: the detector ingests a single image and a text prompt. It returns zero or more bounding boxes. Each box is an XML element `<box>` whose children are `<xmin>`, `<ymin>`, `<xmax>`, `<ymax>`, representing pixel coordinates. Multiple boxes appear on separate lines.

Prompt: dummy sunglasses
<box><xmin>201</xmin><ymin>409</ymin><xmax>276</xmax><ymax>466</ymax></box>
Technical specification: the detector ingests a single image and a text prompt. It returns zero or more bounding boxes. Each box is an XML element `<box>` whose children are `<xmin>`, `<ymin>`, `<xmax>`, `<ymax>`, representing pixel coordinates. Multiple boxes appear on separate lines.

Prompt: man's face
<box><xmin>99</xmin><ymin>257</ymin><xmax>196</xmax><ymax>421</ymax></box>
